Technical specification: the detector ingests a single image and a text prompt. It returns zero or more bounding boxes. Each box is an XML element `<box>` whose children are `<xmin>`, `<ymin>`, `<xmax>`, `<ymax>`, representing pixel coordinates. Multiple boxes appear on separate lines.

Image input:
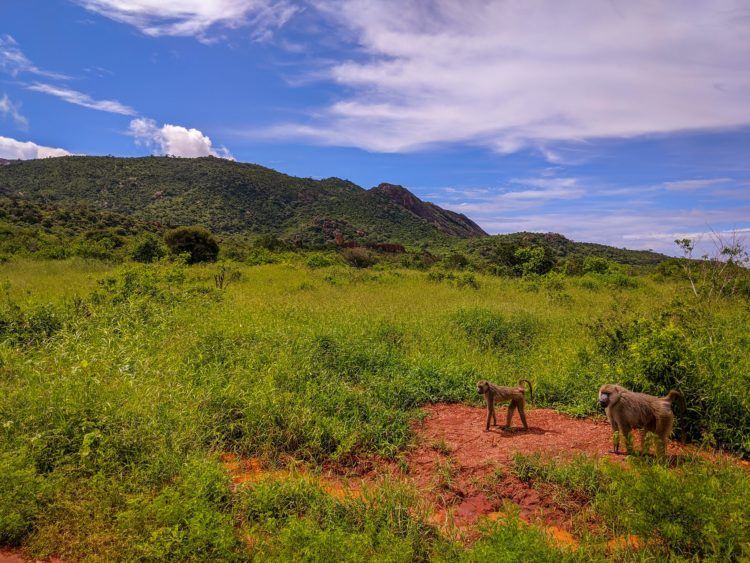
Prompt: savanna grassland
<box><xmin>1</xmin><ymin>252</ymin><xmax>749</xmax><ymax>562</ymax></box>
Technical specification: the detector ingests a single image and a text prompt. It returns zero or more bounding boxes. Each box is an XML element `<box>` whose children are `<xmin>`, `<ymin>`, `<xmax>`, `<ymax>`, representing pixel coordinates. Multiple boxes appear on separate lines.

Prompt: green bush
<box><xmin>305</xmin><ymin>252</ymin><xmax>338</xmax><ymax>269</ymax></box>
<box><xmin>583</xmin><ymin>256</ymin><xmax>611</xmax><ymax>274</ymax></box>
<box><xmin>462</xmin><ymin>513</ymin><xmax>575</xmax><ymax>562</ymax></box>
<box><xmin>164</xmin><ymin>226</ymin><xmax>219</xmax><ymax>264</ymax></box>
<box><xmin>454</xmin><ymin>308</ymin><xmax>537</xmax><ymax>352</ymax></box>
<box><xmin>131</xmin><ymin>233</ymin><xmax>167</xmax><ymax>263</ymax></box>
<box><xmin>598</xmin><ymin>459</ymin><xmax>750</xmax><ymax>560</ymax></box>
<box><xmin>511</xmin><ymin>454</ymin><xmax>750</xmax><ymax>560</ymax></box>
<box><xmin>116</xmin><ymin>457</ymin><xmax>240</xmax><ymax>561</ymax></box>
<box><xmin>240</xmin><ymin>478</ymin><xmax>438</xmax><ymax>562</ymax></box>
<box><xmin>0</xmin><ymin>451</ymin><xmax>48</xmax><ymax>545</ymax></box>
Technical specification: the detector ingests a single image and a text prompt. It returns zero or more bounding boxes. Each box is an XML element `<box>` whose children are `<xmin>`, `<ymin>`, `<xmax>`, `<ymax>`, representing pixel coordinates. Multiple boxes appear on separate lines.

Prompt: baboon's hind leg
<box><xmin>517</xmin><ymin>399</ymin><xmax>528</xmax><ymax>429</ymax></box>
<box><xmin>505</xmin><ymin>401</ymin><xmax>517</xmax><ymax>429</ymax></box>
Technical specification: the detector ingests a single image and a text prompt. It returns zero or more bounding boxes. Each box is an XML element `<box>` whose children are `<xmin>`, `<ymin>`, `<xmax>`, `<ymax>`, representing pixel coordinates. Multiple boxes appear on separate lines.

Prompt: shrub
<box><xmin>341</xmin><ymin>247</ymin><xmax>376</xmax><ymax>268</ymax></box>
<box><xmin>583</xmin><ymin>256</ymin><xmax>612</xmax><ymax>274</ymax></box>
<box><xmin>598</xmin><ymin>459</ymin><xmax>750</xmax><ymax>560</ymax></box>
<box><xmin>0</xmin><ymin>451</ymin><xmax>48</xmax><ymax>545</ymax></box>
<box><xmin>454</xmin><ymin>308</ymin><xmax>537</xmax><ymax>351</ymax></box>
<box><xmin>514</xmin><ymin>246</ymin><xmax>555</xmax><ymax>276</ymax></box>
<box><xmin>164</xmin><ymin>226</ymin><xmax>219</xmax><ymax>264</ymax></box>
<box><xmin>255</xmin><ymin>234</ymin><xmax>290</xmax><ymax>252</ymax></box>
<box><xmin>444</xmin><ymin>252</ymin><xmax>469</xmax><ymax>269</ymax></box>
<box><xmin>305</xmin><ymin>252</ymin><xmax>338</xmax><ymax>269</ymax></box>
<box><xmin>131</xmin><ymin>233</ymin><xmax>167</xmax><ymax>263</ymax></box>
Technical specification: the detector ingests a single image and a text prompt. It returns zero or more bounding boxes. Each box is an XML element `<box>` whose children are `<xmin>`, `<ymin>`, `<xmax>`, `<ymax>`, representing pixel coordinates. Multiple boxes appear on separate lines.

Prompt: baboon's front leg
<box><xmin>485</xmin><ymin>397</ymin><xmax>494</xmax><ymax>431</ymax></box>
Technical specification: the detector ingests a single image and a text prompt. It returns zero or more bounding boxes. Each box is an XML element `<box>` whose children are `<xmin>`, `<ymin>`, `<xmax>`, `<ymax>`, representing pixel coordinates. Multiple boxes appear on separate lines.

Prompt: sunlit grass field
<box><xmin>1</xmin><ymin>257</ymin><xmax>748</xmax><ymax>560</ymax></box>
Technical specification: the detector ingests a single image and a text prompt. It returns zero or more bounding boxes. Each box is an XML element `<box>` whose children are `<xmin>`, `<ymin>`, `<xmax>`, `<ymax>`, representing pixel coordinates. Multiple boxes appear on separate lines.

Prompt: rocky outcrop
<box><xmin>370</xmin><ymin>183</ymin><xmax>487</xmax><ymax>238</ymax></box>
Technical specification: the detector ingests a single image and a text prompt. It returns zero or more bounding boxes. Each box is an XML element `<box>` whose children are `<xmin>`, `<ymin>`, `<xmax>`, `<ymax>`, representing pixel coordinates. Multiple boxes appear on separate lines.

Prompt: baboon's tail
<box><xmin>518</xmin><ymin>379</ymin><xmax>533</xmax><ymax>402</ymax></box>
<box><xmin>664</xmin><ymin>390</ymin><xmax>687</xmax><ymax>443</ymax></box>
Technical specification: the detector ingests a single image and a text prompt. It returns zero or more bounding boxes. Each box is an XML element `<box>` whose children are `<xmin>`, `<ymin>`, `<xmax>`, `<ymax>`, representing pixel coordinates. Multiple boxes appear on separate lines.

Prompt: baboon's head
<box><xmin>477</xmin><ymin>380</ymin><xmax>490</xmax><ymax>395</ymax></box>
<box><xmin>598</xmin><ymin>384</ymin><xmax>622</xmax><ymax>408</ymax></box>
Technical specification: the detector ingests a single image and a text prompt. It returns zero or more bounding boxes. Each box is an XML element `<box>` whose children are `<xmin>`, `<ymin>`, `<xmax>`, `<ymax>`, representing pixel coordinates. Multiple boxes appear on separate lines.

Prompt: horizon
<box><xmin>1</xmin><ymin>1</ymin><xmax>749</xmax><ymax>255</ymax></box>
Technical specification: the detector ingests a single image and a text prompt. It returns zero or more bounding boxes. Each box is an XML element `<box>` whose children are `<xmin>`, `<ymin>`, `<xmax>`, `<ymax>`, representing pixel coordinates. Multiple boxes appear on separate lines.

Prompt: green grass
<box><xmin>0</xmin><ymin>257</ymin><xmax>747</xmax><ymax>560</ymax></box>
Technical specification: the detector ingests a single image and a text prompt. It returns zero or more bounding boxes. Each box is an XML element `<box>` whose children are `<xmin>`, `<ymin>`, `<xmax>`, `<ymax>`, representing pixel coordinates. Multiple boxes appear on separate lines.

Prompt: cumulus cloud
<box><xmin>0</xmin><ymin>94</ymin><xmax>28</xmax><ymax>129</ymax></box>
<box><xmin>73</xmin><ymin>0</ymin><xmax>298</xmax><ymax>41</ymax></box>
<box><xmin>0</xmin><ymin>35</ymin><xmax>69</xmax><ymax>79</ymax></box>
<box><xmin>128</xmin><ymin>118</ymin><xmax>233</xmax><ymax>158</ymax></box>
<box><xmin>26</xmin><ymin>83</ymin><xmax>137</xmax><ymax>115</ymax></box>
<box><xmin>268</xmin><ymin>0</ymin><xmax>750</xmax><ymax>155</ymax></box>
<box><xmin>0</xmin><ymin>136</ymin><xmax>72</xmax><ymax>159</ymax></box>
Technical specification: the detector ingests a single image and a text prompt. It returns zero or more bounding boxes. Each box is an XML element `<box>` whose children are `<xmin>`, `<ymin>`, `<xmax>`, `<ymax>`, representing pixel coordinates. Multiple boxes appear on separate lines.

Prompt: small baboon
<box><xmin>598</xmin><ymin>384</ymin><xmax>685</xmax><ymax>458</ymax></box>
<box><xmin>477</xmin><ymin>379</ymin><xmax>533</xmax><ymax>431</ymax></box>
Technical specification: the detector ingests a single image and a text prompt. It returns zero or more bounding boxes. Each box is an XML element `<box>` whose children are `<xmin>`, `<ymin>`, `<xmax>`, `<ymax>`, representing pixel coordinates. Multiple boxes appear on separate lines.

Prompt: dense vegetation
<box><xmin>0</xmin><ymin>243</ymin><xmax>747</xmax><ymax>560</ymax></box>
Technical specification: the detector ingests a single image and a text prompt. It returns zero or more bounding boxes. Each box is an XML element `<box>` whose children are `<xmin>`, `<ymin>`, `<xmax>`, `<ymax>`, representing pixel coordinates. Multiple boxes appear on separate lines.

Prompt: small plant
<box><xmin>213</xmin><ymin>262</ymin><xmax>242</xmax><ymax>290</ymax></box>
<box><xmin>430</xmin><ymin>439</ymin><xmax>453</xmax><ymax>456</ymax></box>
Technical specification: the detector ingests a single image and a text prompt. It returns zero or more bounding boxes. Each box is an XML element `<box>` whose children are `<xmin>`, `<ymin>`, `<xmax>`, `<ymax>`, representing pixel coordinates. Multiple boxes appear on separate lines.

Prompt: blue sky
<box><xmin>1</xmin><ymin>0</ymin><xmax>749</xmax><ymax>254</ymax></box>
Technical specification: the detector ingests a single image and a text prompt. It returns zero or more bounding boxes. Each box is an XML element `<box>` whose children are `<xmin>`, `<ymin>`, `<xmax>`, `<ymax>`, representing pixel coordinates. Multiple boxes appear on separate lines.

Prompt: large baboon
<box><xmin>598</xmin><ymin>384</ymin><xmax>685</xmax><ymax>458</ymax></box>
<box><xmin>477</xmin><ymin>379</ymin><xmax>533</xmax><ymax>431</ymax></box>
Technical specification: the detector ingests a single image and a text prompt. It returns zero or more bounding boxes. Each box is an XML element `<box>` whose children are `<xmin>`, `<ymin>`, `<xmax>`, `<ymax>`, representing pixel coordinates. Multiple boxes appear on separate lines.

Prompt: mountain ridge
<box><xmin>0</xmin><ymin>155</ymin><xmax>486</xmax><ymax>245</ymax></box>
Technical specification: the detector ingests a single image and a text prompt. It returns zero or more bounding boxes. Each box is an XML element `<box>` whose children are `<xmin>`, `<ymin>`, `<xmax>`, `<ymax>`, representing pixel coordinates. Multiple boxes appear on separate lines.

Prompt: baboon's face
<box><xmin>598</xmin><ymin>384</ymin><xmax>619</xmax><ymax>408</ymax></box>
<box><xmin>477</xmin><ymin>380</ymin><xmax>489</xmax><ymax>395</ymax></box>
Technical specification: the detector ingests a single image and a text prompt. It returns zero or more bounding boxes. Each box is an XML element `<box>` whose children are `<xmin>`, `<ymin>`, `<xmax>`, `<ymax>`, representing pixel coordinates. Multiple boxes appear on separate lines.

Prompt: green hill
<box><xmin>0</xmin><ymin>155</ymin><xmax>485</xmax><ymax>247</ymax></box>
<box><xmin>0</xmin><ymin>155</ymin><xmax>670</xmax><ymax>265</ymax></box>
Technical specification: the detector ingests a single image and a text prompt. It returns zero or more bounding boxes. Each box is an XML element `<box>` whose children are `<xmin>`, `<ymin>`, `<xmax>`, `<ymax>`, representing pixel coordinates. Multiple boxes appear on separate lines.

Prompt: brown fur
<box><xmin>477</xmin><ymin>379</ymin><xmax>533</xmax><ymax>431</ymax></box>
<box><xmin>598</xmin><ymin>384</ymin><xmax>684</xmax><ymax>458</ymax></box>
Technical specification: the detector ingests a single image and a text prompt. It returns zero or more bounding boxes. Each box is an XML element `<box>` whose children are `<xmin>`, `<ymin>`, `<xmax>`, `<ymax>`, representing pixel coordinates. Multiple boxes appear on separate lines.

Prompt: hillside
<box><xmin>0</xmin><ymin>156</ymin><xmax>485</xmax><ymax>246</ymax></box>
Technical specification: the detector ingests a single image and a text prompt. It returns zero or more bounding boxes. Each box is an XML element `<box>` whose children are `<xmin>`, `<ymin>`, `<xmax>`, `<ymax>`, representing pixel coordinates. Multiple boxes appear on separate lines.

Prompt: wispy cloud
<box><xmin>0</xmin><ymin>35</ymin><xmax>69</xmax><ymax>79</ymax></box>
<box><xmin>0</xmin><ymin>94</ymin><xmax>28</xmax><ymax>129</ymax></box>
<box><xmin>0</xmin><ymin>135</ymin><xmax>72</xmax><ymax>159</ymax></box>
<box><xmin>663</xmin><ymin>178</ymin><xmax>733</xmax><ymax>191</ymax></box>
<box><xmin>26</xmin><ymin>83</ymin><xmax>137</xmax><ymax>116</ymax></box>
<box><xmin>128</xmin><ymin>117</ymin><xmax>233</xmax><ymax>159</ymax></box>
<box><xmin>265</xmin><ymin>0</ymin><xmax>750</xmax><ymax>156</ymax></box>
<box><xmin>72</xmin><ymin>0</ymin><xmax>298</xmax><ymax>42</ymax></box>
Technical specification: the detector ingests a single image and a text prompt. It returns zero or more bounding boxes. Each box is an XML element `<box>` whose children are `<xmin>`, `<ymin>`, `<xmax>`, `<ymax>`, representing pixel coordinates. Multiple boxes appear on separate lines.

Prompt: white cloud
<box><xmin>0</xmin><ymin>136</ymin><xmax>72</xmax><ymax>159</ymax></box>
<box><xmin>268</xmin><ymin>0</ymin><xmax>750</xmax><ymax>154</ymax></box>
<box><xmin>128</xmin><ymin>117</ymin><xmax>233</xmax><ymax>158</ymax></box>
<box><xmin>73</xmin><ymin>0</ymin><xmax>298</xmax><ymax>41</ymax></box>
<box><xmin>0</xmin><ymin>35</ymin><xmax>69</xmax><ymax>79</ymax></box>
<box><xmin>663</xmin><ymin>178</ymin><xmax>733</xmax><ymax>191</ymax></box>
<box><xmin>0</xmin><ymin>94</ymin><xmax>28</xmax><ymax>129</ymax></box>
<box><xmin>26</xmin><ymin>83</ymin><xmax>137</xmax><ymax>115</ymax></box>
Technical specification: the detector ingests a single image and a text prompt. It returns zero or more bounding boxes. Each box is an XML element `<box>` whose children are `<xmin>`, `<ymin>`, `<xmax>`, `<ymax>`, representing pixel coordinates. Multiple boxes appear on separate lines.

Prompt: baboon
<box><xmin>477</xmin><ymin>379</ymin><xmax>533</xmax><ymax>431</ymax></box>
<box><xmin>598</xmin><ymin>384</ymin><xmax>685</xmax><ymax>458</ymax></box>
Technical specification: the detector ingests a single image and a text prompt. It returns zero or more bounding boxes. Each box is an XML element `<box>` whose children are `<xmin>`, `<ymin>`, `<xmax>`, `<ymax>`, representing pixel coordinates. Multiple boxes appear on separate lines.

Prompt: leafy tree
<box><xmin>164</xmin><ymin>226</ymin><xmax>219</xmax><ymax>264</ymax></box>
